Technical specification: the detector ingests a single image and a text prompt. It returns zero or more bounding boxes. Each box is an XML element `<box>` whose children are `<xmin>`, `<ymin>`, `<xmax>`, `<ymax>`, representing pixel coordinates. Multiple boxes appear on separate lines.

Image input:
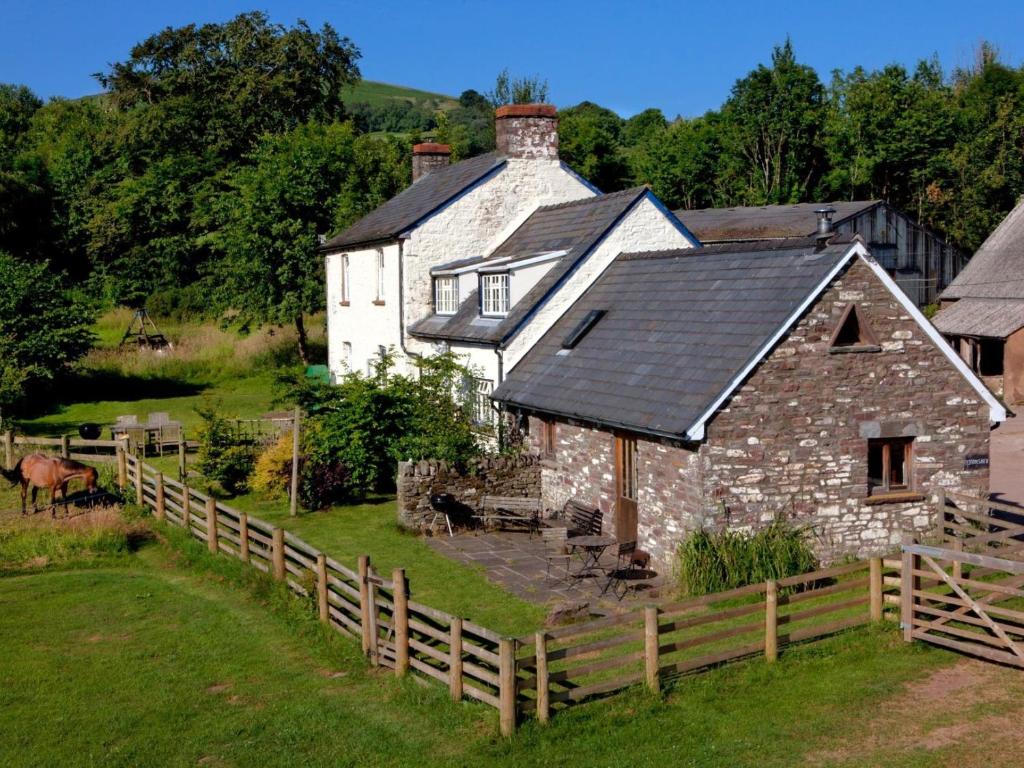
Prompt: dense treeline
<box><xmin>0</xmin><ymin>15</ymin><xmax>1022</xmax><ymax>417</ymax></box>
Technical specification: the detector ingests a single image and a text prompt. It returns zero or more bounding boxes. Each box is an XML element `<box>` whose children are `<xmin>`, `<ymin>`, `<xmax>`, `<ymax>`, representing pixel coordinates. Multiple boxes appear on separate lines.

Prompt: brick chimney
<box><xmin>412</xmin><ymin>143</ymin><xmax>451</xmax><ymax>182</ymax></box>
<box><xmin>495</xmin><ymin>104</ymin><xmax>558</xmax><ymax>160</ymax></box>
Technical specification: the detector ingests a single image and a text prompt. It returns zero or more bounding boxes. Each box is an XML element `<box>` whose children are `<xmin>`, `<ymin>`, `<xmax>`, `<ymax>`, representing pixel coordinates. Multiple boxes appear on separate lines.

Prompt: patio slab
<box><xmin>425</xmin><ymin>528</ymin><xmax>665</xmax><ymax>613</ymax></box>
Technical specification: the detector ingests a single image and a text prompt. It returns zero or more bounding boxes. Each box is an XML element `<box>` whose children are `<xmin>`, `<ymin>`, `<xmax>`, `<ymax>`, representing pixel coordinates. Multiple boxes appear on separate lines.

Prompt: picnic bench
<box><xmin>474</xmin><ymin>495</ymin><xmax>542</xmax><ymax>536</ymax></box>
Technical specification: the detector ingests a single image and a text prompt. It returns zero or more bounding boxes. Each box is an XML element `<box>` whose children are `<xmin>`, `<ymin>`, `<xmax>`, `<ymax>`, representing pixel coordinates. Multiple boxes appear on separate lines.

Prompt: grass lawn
<box><xmin>1</xmin><ymin>522</ymin><xmax>1003</xmax><ymax>768</ymax></box>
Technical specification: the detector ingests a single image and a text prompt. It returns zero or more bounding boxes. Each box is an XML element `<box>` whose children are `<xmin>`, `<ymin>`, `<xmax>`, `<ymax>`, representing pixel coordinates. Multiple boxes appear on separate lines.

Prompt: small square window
<box><xmin>434</xmin><ymin>276</ymin><xmax>458</xmax><ymax>315</ymax></box>
<box><xmin>480</xmin><ymin>273</ymin><xmax>510</xmax><ymax>316</ymax></box>
<box><xmin>868</xmin><ymin>437</ymin><xmax>913</xmax><ymax>496</ymax></box>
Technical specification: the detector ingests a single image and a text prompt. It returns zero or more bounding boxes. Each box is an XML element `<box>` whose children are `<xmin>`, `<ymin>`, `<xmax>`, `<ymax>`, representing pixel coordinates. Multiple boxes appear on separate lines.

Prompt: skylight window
<box><xmin>562</xmin><ymin>309</ymin><xmax>607</xmax><ymax>349</ymax></box>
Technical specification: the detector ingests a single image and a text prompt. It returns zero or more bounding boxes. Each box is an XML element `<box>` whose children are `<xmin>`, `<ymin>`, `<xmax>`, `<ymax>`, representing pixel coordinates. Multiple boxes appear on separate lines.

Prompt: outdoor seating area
<box><xmin>111</xmin><ymin>413</ymin><xmax>185</xmax><ymax>456</ymax></box>
<box><xmin>426</xmin><ymin>495</ymin><xmax>661</xmax><ymax>607</ymax></box>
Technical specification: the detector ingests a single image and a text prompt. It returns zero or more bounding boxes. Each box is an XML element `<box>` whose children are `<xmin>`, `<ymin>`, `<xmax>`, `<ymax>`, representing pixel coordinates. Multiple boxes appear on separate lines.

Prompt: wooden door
<box><xmin>614</xmin><ymin>435</ymin><xmax>638</xmax><ymax>542</ymax></box>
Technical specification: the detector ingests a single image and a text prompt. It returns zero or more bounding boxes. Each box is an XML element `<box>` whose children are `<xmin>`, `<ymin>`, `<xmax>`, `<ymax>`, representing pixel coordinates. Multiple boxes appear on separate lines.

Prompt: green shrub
<box><xmin>282</xmin><ymin>349</ymin><xmax>481</xmax><ymax>502</ymax></box>
<box><xmin>677</xmin><ymin>520</ymin><xmax>817</xmax><ymax>596</ymax></box>
<box><xmin>195</xmin><ymin>405</ymin><xmax>257</xmax><ymax>494</ymax></box>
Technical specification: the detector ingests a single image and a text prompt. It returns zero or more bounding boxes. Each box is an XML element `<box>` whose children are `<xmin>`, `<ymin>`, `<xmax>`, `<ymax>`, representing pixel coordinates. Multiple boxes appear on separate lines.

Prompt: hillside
<box><xmin>343</xmin><ymin>80</ymin><xmax>458</xmax><ymax>109</ymax></box>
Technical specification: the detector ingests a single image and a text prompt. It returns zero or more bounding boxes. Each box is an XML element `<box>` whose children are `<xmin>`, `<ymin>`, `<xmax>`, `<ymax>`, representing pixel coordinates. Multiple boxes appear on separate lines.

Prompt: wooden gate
<box><xmin>902</xmin><ymin>492</ymin><xmax>1024</xmax><ymax>667</ymax></box>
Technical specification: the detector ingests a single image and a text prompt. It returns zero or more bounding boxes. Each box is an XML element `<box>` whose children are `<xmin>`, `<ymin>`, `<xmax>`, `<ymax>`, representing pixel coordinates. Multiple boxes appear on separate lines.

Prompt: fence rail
<box><xmin>118</xmin><ymin>452</ymin><xmax>898</xmax><ymax>735</ymax></box>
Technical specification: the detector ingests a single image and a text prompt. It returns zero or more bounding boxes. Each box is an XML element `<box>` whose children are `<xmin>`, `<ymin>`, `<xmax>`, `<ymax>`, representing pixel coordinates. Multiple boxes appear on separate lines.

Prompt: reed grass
<box><xmin>677</xmin><ymin>521</ymin><xmax>817</xmax><ymax>596</ymax></box>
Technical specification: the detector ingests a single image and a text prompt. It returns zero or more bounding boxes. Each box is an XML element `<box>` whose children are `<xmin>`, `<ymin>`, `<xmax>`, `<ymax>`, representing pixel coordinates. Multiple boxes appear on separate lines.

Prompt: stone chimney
<box><xmin>495</xmin><ymin>104</ymin><xmax>558</xmax><ymax>160</ymax></box>
<box><xmin>412</xmin><ymin>143</ymin><xmax>451</xmax><ymax>182</ymax></box>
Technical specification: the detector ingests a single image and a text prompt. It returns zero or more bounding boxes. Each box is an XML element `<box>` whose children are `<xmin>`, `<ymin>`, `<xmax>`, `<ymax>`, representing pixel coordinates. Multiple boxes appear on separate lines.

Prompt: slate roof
<box><xmin>932</xmin><ymin>297</ymin><xmax>1024</xmax><ymax>339</ymax></box>
<box><xmin>940</xmin><ymin>197</ymin><xmax>1024</xmax><ymax>302</ymax></box>
<box><xmin>320</xmin><ymin>153</ymin><xmax>506</xmax><ymax>250</ymax></box>
<box><xmin>410</xmin><ymin>187</ymin><xmax>658</xmax><ymax>345</ymax></box>
<box><xmin>492</xmin><ymin>240</ymin><xmax>857</xmax><ymax>440</ymax></box>
<box><xmin>674</xmin><ymin>201</ymin><xmax>879</xmax><ymax>242</ymax></box>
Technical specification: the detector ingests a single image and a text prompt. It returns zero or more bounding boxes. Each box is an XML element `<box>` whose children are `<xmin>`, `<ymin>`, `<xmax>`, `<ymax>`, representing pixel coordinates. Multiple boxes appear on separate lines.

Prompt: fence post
<box><xmin>449</xmin><ymin>618</ymin><xmax>463</xmax><ymax>701</ymax></box>
<box><xmin>901</xmin><ymin>535</ymin><xmax>917</xmax><ymax>643</ymax></box>
<box><xmin>181</xmin><ymin>486</ymin><xmax>190</xmax><ymax>532</ymax></box>
<box><xmin>869</xmin><ymin>557</ymin><xmax>883</xmax><ymax>622</ymax></box>
<box><xmin>317</xmin><ymin>554</ymin><xmax>330</xmax><ymax>625</ymax></box>
<box><xmin>2</xmin><ymin>431</ymin><xmax>12</xmax><ymax>471</ymax></box>
<box><xmin>289</xmin><ymin>406</ymin><xmax>301</xmax><ymax>518</ymax></box>
<box><xmin>272</xmin><ymin>528</ymin><xmax>285</xmax><ymax>581</ymax></box>
<box><xmin>60</xmin><ymin>434</ymin><xmax>70</xmax><ymax>459</ymax></box>
<box><xmin>358</xmin><ymin>555</ymin><xmax>373</xmax><ymax>658</ymax></box>
<box><xmin>116</xmin><ymin>443</ymin><xmax>127</xmax><ymax>490</ymax></box>
<box><xmin>765</xmin><ymin>581</ymin><xmax>778</xmax><ymax>663</ymax></box>
<box><xmin>239</xmin><ymin>513</ymin><xmax>250</xmax><ymax>562</ymax></box>
<box><xmin>154</xmin><ymin>472</ymin><xmax>165</xmax><ymax>521</ymax></box>
<box><xmin>178</xmin><ymin>442</ymin><xmax>186</xmax><ymax>482</ymax></box>
<box><xmin>644</xmin><ymin>605</ymin><xmax>660</xmax><ymax>693</ymax></box>
<box><xmin>952</xmin><ymin>538</ymin><xmax>963</xmax><ymax>582</ymax></box>
<box><xmin>535</xmin><ymin>631</ymin><xmax>550</xmax><ymax>724</ymax></box>
<box><xmin>206</xmin><ymin>498</ymin><xmax>218</xmax><ymax>555</ymax></box>
<box><xmin>392</xmin><ymin>568</ymin><xmax>409</xmax><ymax>677</ymax></box>
<box><xmin>498</xmin><ymin>637</ymin><xmax>516</xmax><ymax>737</ymax></box>
<box><xmin>134</xmin><ymin>450</ymin><xmax>144</xmax><ymax>507</ymax></box>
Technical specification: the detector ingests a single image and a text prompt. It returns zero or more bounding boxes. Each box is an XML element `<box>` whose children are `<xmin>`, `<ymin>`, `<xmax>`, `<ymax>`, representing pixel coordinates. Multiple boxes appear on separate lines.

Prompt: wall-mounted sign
<box><xmin>964</xmin><ymin>454</ymin><xmax>990</xmax><ymax>470</ymax></box>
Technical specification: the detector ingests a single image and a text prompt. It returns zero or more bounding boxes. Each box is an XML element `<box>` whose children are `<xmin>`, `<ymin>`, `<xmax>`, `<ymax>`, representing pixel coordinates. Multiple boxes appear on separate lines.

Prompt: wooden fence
<box><xmin>900</xmin><ymin>490</ymin><xmax>1024</xmax><ymax>666</ymax></box>
<box><xmin>3</xmin><ymin>433</ymin><xmax>124</xmax><ymax>466</ymax></box>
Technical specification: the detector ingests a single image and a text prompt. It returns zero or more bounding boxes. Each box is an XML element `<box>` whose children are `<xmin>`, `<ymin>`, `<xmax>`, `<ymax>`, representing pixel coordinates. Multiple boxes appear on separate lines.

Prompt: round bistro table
<box><xmin>566</xmin><ymin>534</ymin><xmax>616</xmax><ymax>578</ymax></box>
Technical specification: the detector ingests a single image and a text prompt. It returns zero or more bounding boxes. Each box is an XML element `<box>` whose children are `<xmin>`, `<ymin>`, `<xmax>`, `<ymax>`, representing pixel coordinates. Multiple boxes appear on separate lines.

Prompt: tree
<box><xmin>718</xmin><ymin>39</ymin><xmax>826</xmax><ymax>204</ymax></box>
<box><xmin>96</xmin><ymin>12</ymin><xmax>361</xmax><ymax>161</ymax></box>
<box><xmin>208</xmin><ymin>122</ymin><xmax>407</xmax><ymax>363</ymax></box>
<box><xmin>0</xmin><ymin>251</ymin><xmax>94</xmax><ymax>421</ymax></box>
<box><xmin>558</xmin><ymin>101</ymin><xmax>628</xmax><ymax>191</ymax></box>
<box><xmin>630</xmin><ymin>114</ymin><xmax>724</xmax><ymax>210</ymax></box>
<box><xmin>488</xmin><ymin>69</ymin><xmax>550</xmax><ymax>106</ymax></box>
<box><xmin>83</xmin><ymin>13</ymin><xmax>363</xmax><ymax>305</ymax></box>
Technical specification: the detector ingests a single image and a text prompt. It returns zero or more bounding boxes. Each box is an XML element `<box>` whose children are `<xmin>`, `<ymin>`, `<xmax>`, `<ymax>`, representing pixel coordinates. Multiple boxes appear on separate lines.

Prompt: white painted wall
<box><xmin>503</xmin><ymin>194</ymin><xmax>695</xmax><ymax>372</ymax></box>
<box><xmin>326</xmin><ymin>242</ymin><xmax>402</xmax><ymax>380</ymax></box>
<box><xmin>402</xmin><ymin>159</ymin><xmax>594</xmax><ymax>358</ymax></box>
<box><xmin>325</xmin><ymin>158</ymin><xmax>594</xmax><ymax>382</ymax></box>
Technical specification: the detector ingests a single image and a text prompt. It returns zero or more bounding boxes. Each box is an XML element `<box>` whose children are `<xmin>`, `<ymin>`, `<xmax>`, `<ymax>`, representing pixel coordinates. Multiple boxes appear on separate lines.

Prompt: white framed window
<box><xmin>480</xmin><ymin>273</ymin><xmax>510</xmax><ymax>316</ymax></box>
<box><xmin>340</xmin><ymin>254</ymin><xmax>349</xmax><ymax>304</ymax></box>
<box><xmin>341</xmin><ymin>342</ymin><xmax>352</xmax><ymax>370</ymax></box>
<box><xmin>375</xmin><ymin>249</ymin><xmax>385</xmax><ymax>303</ymax></box>
<box><xmin>434</xmin><ymin>276</ymin><xmax>458</xmax><ymax>315</ymax></box>
<box><xmin>469</xmin><ymin>378</ymin><xmax>494</xmax><ymax>427</ymax></box>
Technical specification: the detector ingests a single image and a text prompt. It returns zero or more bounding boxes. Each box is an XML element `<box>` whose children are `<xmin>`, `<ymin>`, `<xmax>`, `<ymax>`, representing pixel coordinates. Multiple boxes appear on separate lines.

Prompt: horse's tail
<box><xmin>0</xmin><ymin>457</ymin><xmax>23</xmax><ymax>486</ymax></box>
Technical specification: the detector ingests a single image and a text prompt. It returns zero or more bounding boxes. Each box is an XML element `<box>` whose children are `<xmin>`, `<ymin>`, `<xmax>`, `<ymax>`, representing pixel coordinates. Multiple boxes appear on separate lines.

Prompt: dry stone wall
<box><xmin>396</xmin><ymin>454</ymin><xmax>542</xmax><ymax>529</ymax></box>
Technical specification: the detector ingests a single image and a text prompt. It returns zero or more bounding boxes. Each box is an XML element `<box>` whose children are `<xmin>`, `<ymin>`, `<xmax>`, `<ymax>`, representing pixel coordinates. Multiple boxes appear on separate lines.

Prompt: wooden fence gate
<box><xmin>901</xmin><ymin>490</ymin><xmax>1024</xmax><ymax>667</ymax></box>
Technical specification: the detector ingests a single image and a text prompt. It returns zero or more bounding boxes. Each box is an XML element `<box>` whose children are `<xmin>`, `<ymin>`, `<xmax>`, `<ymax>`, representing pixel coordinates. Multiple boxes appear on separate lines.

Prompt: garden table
<box><xmin>566</xmin><ymin>534</ymin><xmax>616</xmax><ymax>578</ymax></box>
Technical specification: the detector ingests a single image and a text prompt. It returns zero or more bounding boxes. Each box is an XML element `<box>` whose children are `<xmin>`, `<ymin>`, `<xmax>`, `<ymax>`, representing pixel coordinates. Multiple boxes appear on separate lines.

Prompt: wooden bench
<box><xmin>564</xmin><ymin>499</ymin><xmax>602</xmax><ymax>537</ymax></box>
<box><xmin>475</xmin><ymin>495</ymin><xmax>542</xmax><ymax>536</ymax></box>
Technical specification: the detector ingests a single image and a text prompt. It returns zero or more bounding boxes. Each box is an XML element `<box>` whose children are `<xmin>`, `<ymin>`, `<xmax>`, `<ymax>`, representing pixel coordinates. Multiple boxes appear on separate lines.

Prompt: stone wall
<box><xmin>526</xmin><ymin>257</ymin><xmax>995</xmax><ymax>566</ymax></box>
<box><xmin>396</xmin><ymin>454</ymin><xmax>542</xmax><ymax>529</ymax></box>
<box><xmin>700</xmin><ymin>258</ymin><xmax>991</xmax><ymax>561</ymax></box>
<box><xmin>528</xmin><ymin>417</ymin><xmax>703</xmax><ymax>566</ymax></box>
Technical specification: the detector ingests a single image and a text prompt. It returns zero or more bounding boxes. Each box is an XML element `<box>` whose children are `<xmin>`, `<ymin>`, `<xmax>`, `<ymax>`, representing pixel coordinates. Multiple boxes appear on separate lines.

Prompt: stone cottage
<box><xmin>320</xmin><ymin>104</ymin><xmax>695</xmax><ymax>431</ymax></box>
<box><xmin>492</xmin><ymin>237</ymin><xmax>1006</xmax><ymax>564</ymax></box>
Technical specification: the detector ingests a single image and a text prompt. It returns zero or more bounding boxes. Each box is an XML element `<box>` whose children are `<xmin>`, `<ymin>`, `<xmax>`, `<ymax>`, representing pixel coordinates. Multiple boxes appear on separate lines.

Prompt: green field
<box><xmin>344</xmin><ymin>80</ymin><xmax>458</xmax><ymax>109</ymax></box>
<box><xmin>0</xmin><ymin>520</ymin><xmax>991</xmax><ymax>768</ymax></box>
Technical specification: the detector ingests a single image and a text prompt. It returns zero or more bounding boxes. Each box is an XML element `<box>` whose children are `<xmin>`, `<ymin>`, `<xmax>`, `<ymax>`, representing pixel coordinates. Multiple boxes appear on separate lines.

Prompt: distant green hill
<box><xmin>343</xmin><ymin>80</ymin><xmax>459</xmax><ymax>110</ymax></box>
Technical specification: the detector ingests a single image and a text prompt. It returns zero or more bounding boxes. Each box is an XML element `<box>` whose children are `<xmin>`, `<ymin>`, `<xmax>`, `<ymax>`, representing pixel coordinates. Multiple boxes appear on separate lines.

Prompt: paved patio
<box><xmin>425</xmin><ymin>528</ymin><xmax>665</xmax><ymax>613</ymax></box>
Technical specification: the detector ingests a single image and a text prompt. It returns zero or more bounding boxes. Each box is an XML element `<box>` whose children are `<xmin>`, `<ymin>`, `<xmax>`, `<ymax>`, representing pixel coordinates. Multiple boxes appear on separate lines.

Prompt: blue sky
<box><xmin>2</xmin><ymin>0</ymin><xmax>1023</xmax><ymax>118</ymax></box>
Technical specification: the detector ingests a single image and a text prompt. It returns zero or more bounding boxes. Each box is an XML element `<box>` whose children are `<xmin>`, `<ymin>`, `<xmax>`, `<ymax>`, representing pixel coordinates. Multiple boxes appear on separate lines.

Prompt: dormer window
<box><xmin>829</xmin><ymin>303</ymin><xmax>880</xmax><ymax>353</ymax></box>
<box><xmin>480</xmin><ymin>273</ymin><xmax>510</xmax><ymax>316</ymax></box>
<box><xmin>434</xmin><ymin>276</ymin><xmax>458</xmax><ymax>315</ymax></box>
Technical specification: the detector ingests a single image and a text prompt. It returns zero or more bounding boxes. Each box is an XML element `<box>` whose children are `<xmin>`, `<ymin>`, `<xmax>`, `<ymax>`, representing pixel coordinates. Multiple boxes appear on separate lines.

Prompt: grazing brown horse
<box><xmin>2</xmin><ymin>454</ymin><xmax>98</xmax><ymax>516</ymax></box>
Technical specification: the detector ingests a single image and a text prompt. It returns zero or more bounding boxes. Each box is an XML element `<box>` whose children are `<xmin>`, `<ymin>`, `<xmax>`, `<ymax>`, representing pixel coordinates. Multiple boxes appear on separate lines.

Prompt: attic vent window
<box><xmin>829</xmin><ymin>303</ymin><xmax>880</xmax><ymax>354</ymax></box>
<box><xmin>562</xmin><ymin>309</ymin><xmax>607</xmax><ymax>349</ymax></box>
